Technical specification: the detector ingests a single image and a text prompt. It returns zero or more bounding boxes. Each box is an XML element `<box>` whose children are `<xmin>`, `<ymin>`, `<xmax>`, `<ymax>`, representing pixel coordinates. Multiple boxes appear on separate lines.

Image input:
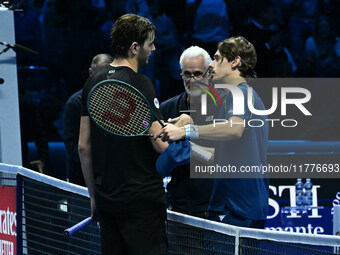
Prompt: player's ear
<box><xmin>89</xmin><ymin>68</ymin><xmax>94</xmax><ymax>77</ymax></box>
<box><xmin>130</xmin><ymin>42</ymin><xmax>139</xmax><ymax>55</ymax></box>
<box><xmin>232</xmin><ymin>56</ymin><xmax>242</xmax><ymax>68</ymax></box>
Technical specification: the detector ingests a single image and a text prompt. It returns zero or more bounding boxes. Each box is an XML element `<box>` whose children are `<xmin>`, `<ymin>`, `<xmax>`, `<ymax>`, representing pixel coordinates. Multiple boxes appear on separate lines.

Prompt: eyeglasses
<box><xmin>180</xmin><ymin>71</ymin><xmax>204</xmax><ymax>80</ymax></box>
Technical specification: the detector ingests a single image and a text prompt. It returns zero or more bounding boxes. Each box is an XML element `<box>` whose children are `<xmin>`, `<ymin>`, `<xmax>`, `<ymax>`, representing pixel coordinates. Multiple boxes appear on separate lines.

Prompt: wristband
<box><xmin>184</xmin><ymin>124</ymin><xmax>199</xmax><ymax>139</ymax></box>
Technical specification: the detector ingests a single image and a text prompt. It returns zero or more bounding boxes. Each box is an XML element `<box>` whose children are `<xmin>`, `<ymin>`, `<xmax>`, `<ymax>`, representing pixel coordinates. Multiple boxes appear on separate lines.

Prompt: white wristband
<box><xmin>184</xmin><ymin>124</ymin><xmax>199</xmax><ymax>139</ymax></box>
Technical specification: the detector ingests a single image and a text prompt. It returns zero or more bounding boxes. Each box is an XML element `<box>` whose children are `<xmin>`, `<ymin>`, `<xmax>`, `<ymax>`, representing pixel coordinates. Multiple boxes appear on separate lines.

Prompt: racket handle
<box><xmin>64</xmin><ymin>217</ymin><xmax>93</xmax><ymax>238</ymax></box>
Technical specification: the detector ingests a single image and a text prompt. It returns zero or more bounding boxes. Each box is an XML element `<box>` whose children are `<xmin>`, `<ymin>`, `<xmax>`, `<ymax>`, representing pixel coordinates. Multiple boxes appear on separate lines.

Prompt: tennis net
<box><xmin>1</xmin><ymin>163</ymin><xmax>340</xmax><ymax>255</ymax></box>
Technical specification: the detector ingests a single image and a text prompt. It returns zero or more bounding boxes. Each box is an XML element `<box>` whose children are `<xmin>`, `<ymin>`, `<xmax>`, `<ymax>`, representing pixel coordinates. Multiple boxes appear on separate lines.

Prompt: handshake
<box><xmin>155</xmin><ymin>114</ymin><xmax>193</xmax><ymax>142</ymax></box>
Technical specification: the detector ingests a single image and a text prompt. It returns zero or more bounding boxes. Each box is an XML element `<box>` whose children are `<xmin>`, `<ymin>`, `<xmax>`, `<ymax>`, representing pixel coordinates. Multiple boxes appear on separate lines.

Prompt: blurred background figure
<box><xmin>187</xmin><ymin>0</ymin><xmax>231</xmax><ymax>56</ymax></box>
<box><xmin>241</xmin><ymin>0</ymin><xmax>283</xmax><ymax>77</ymax></box>
<box><xmin>13</xmin><ymin>0</ymin><xmax>43</xmax><ymax>66</ymax></box>
<box><xmin>304</xmin><ymin>16</ymin><xmax>340</xmax><ymax>77</ymax></box>
<box><xmin>19</xmin><ymin>94</ymin><xmax>49</xmax><ymax>173</ymax></box>
<box><xmin>286</xmin><ymin>0</ymin><xmax>329</xmax><ymax>62</ymax></box>
<box><xmin>149</xmin><ymin>0</ymin><xmax>182</xmax><ymax>101</ymax></box>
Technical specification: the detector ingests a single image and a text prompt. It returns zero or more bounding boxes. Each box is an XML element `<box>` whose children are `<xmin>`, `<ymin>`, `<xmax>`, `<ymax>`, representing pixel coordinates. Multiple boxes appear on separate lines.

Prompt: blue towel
<box><xmin>156</xmin><ymin>140</ymin><xmax>190</xmax><ymax>177</ymax></box>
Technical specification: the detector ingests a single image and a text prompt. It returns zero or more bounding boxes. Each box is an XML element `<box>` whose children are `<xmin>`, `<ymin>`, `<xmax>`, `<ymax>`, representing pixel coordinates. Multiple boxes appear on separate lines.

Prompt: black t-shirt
<box><xmin>81</xmin><ymin>65</ymin><xmax>165</xmax><ymax>213</ymax></box>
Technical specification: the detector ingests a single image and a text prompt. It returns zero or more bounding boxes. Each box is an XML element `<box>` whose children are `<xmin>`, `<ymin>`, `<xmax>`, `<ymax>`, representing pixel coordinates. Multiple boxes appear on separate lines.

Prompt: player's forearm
<box><xmin>149</xmin><ymin>120</ymin><xmax>169</xmax><ymax>153</ymax></box>
<box><xmin>169</xmin><ymin>114</ymin><xmax>193</xmax><ymax>127</ymax></box>
<box><xmin>79</xmin><ymin>145</ymin><xmax>95</xmax><ymax>198</ymax></box>
<box><xmin>160</xmin><ymin>116</ymin><xmax>245</xmax><ymax>142</ymax></box>
<box><xmin>78</xmin><ymin>116</ymin><xmax>94</xmax><ymax>196</ymax></box>
<box><xmin>196</xmin><ymin>123</ymin><xmax>244</xmax><ymax>141</ymax></box>
<box><xmin>166</xmin><ymin>123</ymin><xmax>243</xmax><ymax>141</ymax></box>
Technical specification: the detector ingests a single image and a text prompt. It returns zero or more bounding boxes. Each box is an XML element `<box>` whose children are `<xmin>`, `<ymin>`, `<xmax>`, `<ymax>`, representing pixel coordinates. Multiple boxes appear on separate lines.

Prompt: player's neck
<box><xmin>223</xmin><ymin>75</ymin><xmax>246</xmax><ymax>86</ymax></box>
<box><xmin>111</xmin><ymin>58</ymin><xmax>138</xmax><ymax>72</ymax></box>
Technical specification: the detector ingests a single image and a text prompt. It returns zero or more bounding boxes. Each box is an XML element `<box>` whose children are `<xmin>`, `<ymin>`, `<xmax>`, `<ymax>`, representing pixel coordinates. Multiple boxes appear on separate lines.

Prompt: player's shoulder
<box><xmin>65</xmin><ymin>89</ymin><xmax>82</xmax><ymax>107</ymax></box>
<box><xmin>68</xmin><ymin>90</ymin><xmax>82</xmax><ymax>101</ymax></box>
<box><xmin>134</xmin><ymin>72</ymin><xmax>153</xmax><ymax>85</ymax></box>
<box><xmin>224</xmin><ymin>82</ymin><xmax>250</xmax><ymax>100</ymax></box>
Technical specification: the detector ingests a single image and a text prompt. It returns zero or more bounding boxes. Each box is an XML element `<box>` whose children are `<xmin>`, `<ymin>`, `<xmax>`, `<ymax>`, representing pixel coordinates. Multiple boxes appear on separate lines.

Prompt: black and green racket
<box><xmin>87</xmin><ymin>79</ymin><xmax>165</xmax><ymax>137</ymax></box>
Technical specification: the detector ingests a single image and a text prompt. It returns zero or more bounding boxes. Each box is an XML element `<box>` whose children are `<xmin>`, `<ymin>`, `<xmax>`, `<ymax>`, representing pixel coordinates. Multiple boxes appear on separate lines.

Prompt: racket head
<box><xmin>87</xmin><ymin>79</ymin><xmax>154</xmax><ymax>136</ymax></box>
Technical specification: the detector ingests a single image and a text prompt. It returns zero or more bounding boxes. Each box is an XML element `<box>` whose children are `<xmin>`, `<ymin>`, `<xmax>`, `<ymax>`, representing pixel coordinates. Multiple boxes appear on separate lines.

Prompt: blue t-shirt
<box><xmin>208</xmin><ymin>83</ymin><xmax>269</xmax><ymax>220</ymax></box>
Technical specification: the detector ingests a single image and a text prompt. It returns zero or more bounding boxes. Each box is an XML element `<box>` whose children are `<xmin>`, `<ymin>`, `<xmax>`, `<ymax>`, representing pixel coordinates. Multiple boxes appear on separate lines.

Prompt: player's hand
<box><xmin>30</xmin><ymin>160</ymin><xmax>45</xmax><ymax>173</ymax></box>
<box><xmin>168</xmin><ymin>114</ymin><xmax>193</xmax><ymax>127</ymax></box>
<box><xmin>90</xmin><ymin>197</ymin><xmax>99</xmax><ymax>221</ymax></box>
<box><xmin>155</xmin><ymin>124</ymin><xmax>186</xmax><ymax>142</ymax></box>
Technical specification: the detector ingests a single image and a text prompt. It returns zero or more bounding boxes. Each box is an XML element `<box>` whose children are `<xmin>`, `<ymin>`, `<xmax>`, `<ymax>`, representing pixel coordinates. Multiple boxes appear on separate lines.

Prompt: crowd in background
<box><xmin>9</xmin><ymin>0</ymin><xmax>340</xmax><ymax>150</ymax></box>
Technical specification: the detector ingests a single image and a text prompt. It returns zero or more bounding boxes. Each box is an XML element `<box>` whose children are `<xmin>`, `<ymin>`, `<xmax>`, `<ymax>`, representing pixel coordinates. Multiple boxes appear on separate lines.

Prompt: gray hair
<box><xmin>179</xmin><ymin>46</ymin><xmax>212</xmax><ymax>69</ymax></box>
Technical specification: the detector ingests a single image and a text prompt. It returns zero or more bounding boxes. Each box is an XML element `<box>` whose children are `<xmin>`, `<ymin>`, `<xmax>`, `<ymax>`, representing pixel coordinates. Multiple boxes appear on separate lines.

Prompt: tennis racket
<box><xmin>64</xmin><ymin>217</ymin><xmax>93</xmax><ymax>238</ymax></box>
<box><xmin>88</xmin><ymin>79</ymin><xmax>211</xmax><ymax>162</ymax></box>
<box><xmin>87</xmin><ymin>79</ymin><xmax>165</xmax><ymax>137</ymax></box>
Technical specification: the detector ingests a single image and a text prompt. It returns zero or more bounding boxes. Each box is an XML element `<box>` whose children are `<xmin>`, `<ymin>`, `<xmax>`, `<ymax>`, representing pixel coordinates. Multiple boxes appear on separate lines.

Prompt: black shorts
<box><xmin>99</xmin><ymin>205</ymin><xmax>168</xmax><ymax>255</ymax></box>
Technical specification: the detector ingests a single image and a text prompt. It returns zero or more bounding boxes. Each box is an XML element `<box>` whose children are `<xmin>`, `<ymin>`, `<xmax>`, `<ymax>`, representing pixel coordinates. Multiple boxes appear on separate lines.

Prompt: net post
<box><xmin>334</xmin><ymin>205</ymin><xmax>340</xmax><ymax>254</ymax></box>
<box><xmin>234</xmin><ymin>229</ymin><xmax>240</xmax><ymax>255</ymax></box>
<box><xmin>16</xmin><ymin>174</ymin><xmax>23</xmax><ymax>255</ymax></box>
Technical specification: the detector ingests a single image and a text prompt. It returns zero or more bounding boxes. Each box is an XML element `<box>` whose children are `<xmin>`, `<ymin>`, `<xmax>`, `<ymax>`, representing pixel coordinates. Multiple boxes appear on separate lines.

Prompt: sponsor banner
<box><xmin>266</xmin><ymin>181</ymin><xmax>339</xmax><ymax>235</ymax></box>
<box><xmin>0</xmin><ymin>186</ymin><xmax>16</xmax><ymax>255</ymax></box>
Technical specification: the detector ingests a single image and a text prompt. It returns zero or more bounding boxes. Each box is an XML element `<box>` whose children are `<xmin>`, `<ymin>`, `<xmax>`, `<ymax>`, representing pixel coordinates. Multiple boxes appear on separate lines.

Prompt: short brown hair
<box><xmin>110</xmin><ymin>14</ymin><xmax>156</xmax><ymax>58</ymax></box>
<box><xmin>217</xmin><ymin>36</ymin><xmax>257</xmax><ymax>78</ymax></box>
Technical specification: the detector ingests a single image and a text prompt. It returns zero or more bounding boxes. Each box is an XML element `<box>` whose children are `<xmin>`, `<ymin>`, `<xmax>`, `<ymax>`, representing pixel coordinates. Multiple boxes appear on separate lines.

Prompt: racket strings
<box><xmin>88</xmin><ymin>82</ymin><xmax>153</xmax><ymax>136</ymax></box>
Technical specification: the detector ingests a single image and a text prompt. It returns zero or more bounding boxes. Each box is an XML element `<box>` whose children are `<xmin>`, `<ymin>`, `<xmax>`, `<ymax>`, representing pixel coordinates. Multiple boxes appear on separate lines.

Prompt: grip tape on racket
<box><xmin>64</xmin><ymin>217</ymin><xmax>93</xmax><ymax>238</ymax></box>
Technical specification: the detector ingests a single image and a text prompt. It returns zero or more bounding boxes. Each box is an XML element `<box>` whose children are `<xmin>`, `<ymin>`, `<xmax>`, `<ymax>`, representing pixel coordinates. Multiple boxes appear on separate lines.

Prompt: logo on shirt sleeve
<box><xmin>154</xmin><ymin>98</ymin><xmax>160</xmax><ymax>109</ymax></box>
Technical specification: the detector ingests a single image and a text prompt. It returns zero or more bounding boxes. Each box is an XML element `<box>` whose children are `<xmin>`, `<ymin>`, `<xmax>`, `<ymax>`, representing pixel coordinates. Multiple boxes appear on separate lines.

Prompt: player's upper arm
<box><xmin>148</xmin><ymin>120</ymin><xmax>168</xmax><ymax>153</ymax></box>
<box><xmin>227</xmin><ymin>116</ymin><xmax>245</xmax><ymax>139</ymax></box>
<box><xmin>198</xmin><ymin>115</ymin><xmax>245</xmax><ymax>141</ymax></box>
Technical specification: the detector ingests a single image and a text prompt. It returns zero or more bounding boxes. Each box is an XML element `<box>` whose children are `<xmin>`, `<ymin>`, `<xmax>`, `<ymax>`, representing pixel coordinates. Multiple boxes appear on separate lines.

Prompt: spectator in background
<box><xmin>159</xmin><ymin>0</ymin><xmax>186</xmax><ymax>45</ymax></box>
<box><xmin>295</xmin><ymin>50</ymin><xmax>317</xmax><ymax>77</ymax></box>
<box><xmin>19</xmin><ymin>94</ymin><xmax>49</xmax><ymax>173</ymax></box>
<box><xmin>263</xmin><ymin>28</ymin><xmax>297</xmax><ymax>77</ymax></box>
<box><xmin>188</xmin><ymin>0</ymin><xmax>231</xmax><ymax>56</ymax></box>
<box><xmin>304</xmin><ymin>16</ymin><xmax>340</xmax><ymax>77</ymax></box>
<box><xmin>14</xmin><ymin>0</ymin><xmax>43</xmax><ymax>66</ymax></box>
<box><xmin>227</xmin><ymin>0</ymin><xmax>254</xmax><ymax>34</ymax></box>
<box><xmin>40</xmin><ymin>0</ymin><xmax>108</xmax><ymax>96</ymax></box>
<box><xmin>39</xmin><ymin>0</ymin><xmax>67</xmax><ymax>71</ymax></box>
<box><xmin>241</xmin><ymin>0</ymin><xmax>281</xmax><ymax>76</ymax></box>
<box><xmin>149</xmin><ymin>0</ymin><xmax>182</xmax><ymax>101</ymax></box>
<box><xmin>287</xmin><ymin>0</ymin><xmax>322</xmax><ymax>62</ymax></box>
<box><xmin>63</xmin><ymin>53</ymin><xmax>113</xmax><ymax>186</ymax></box>
<box><xmin>26</xmin><ymin>0</ymin><xmax>46</xmax><ymax>15</ymax></box>
<box><xmin>126</xmin><ymin>0</ymin><xmax>151</xmax><ymax>19</ymax></box>
<box><xmin>102</xmin><ymin>0</ymin><xmax>127</xmax><ymax>20</ymax></box>
<box><xmin>39</xmin><ymin>94</ymin><xmax>62</xmax><ymax>141</ymax></box>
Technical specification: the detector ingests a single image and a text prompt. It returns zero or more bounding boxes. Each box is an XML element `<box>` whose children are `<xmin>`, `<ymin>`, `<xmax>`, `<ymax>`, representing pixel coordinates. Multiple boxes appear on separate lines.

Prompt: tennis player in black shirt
<box><xmin>79</xmin><ymin>14</ymin><xmax>168</xmax><ymax>255</ymax></box>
